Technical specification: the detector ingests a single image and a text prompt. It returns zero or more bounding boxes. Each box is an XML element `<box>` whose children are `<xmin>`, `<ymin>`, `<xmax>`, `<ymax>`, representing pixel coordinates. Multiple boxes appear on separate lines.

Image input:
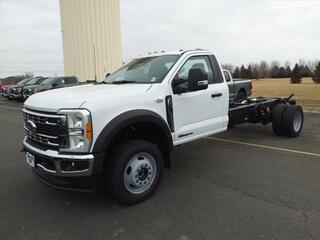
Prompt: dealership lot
<box><xmin>0</xmin><ymin>97</ymin><xmax>320</xmax><ymax>240</ymax></box>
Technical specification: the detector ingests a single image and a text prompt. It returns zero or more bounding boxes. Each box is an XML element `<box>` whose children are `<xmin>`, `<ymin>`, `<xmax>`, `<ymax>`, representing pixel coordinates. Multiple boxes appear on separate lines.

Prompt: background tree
<box><xmin>259</xmin><ymin>61</ymin><xmax>269</xmax><ymax>78</ymax></box>
<box><xmin>278</xmin><ymin>67</ymin><xmax>287</xmax><ymax>78</ymax></box>
<box><xmin>270</xmin><ymin>61</ymin><xmax>280</xmax><ymax>78</ymax></box>
<box><xmin>307</xmin><ymin>60</ymin><xmax>318</xmax><ymax>71</ymax></box>
<box><xmin>233</xmin><ymin>66</ymin><xmax>240</xmax><ymax>78</ymax></box>
<box><xmin>221</xmin><ymin>63</ymin><xmax>234</xmax><ymax>73</ymax></box>
<box><xmin>284</xmin><ymin>60</ymin><xmax>291</xmax><ymax>68</ymax></box>
<box><xmin>312</xmin><ymin>61</ymin><xmax>320</xmax><ymax>83</ymax></box>
<box><xmin>270</xmin><ymin>65</ymin><xmax>280</xmax><ymax>78</ymax></box>
<box><xmin>291</xmin><ymin>64</ymin><xmax>302</xmax><ymax>84</ymax></box>
<box><xmin>301</xmin><ymin>65</ymin><xmax>313</xmax><ymax>77</ymax></box>
<box><xmin>251</xmin><ymin>63</ymin><xmax>260</xmax><ymax>80</ymax></box>
<box><xmin>240</xmin><ymin>65</ymin><xmax>247</xmax><ymax>78</ymax></box>
<box><xmin>247</xmin><ymin>65</ymin><xmax>253</xmax><ymax>79</ymax></box>
<box><xmin>24</xmin><ymin>72</ymin><xmax>34</xmax><ymax>78</ymax></box>
<box><xmin>286</xmin><ymin>66</ymin><xmax>292</xmax><ymax>78</ymax></box>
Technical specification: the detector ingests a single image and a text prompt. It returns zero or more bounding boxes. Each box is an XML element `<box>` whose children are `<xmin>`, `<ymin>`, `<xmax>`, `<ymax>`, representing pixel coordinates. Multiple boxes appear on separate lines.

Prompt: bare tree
<box><xmin>307</xmin><ymin>60</ymin><xmax>319</xmax><ymax>71</ymax></box>
<box><xmin>24</xmin><ymin>72</ymin><xmax>34</xmax><ymax>78</ymax></box>
<box><xmin>270</xmin><ymin>61</ymin><xmax>280</xmax><ymax>68</ymax></box>
<box><xmin>270</xmin><ymin>61</ymin><xmax>280</xmax><ymax>78</ymax></box>
<box><xmin>284</xmin><ymin>60</ymin><xmax>291</xmax><ymax>68</ymax></box>
<box><xmin>259</xmin><ymin>61</ymin><xmax>269</xmax><ymax>78</ymax></box>
<box><xmin>251</xmin><ymin>63</ymin><xmax>260</xmax><ymax>79</ymax></box>
<box><xmin>221</xmin><ymin>63</ymin><xmax>234</xmax><ymax>73</ymax></box>
<box><xmin>299</xmin><ymin>59</ymin><xmax>306</xmax><ymax>67</ymax></box>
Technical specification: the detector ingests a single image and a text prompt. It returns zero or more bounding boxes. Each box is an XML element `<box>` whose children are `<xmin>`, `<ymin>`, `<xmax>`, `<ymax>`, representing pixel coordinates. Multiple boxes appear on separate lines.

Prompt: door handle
<box><xmin>211</xmin><ymin>93</ymin><xmax>222</xmax><ymax>98</ymax></box>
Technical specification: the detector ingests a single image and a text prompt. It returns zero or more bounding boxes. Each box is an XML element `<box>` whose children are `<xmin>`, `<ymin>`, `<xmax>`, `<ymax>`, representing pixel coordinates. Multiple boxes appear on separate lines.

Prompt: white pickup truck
<box><xmin>22</xmin><ymin>49</ymin><xmax>303</xmax><ymax>204</ymax></box>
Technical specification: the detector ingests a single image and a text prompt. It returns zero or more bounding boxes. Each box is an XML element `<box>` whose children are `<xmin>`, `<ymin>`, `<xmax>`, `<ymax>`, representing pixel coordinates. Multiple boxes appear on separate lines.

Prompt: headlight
<box><xmin>58</xmin><ymin>109</ymin><xmax>92</xmax><ymax>153</ymax></box>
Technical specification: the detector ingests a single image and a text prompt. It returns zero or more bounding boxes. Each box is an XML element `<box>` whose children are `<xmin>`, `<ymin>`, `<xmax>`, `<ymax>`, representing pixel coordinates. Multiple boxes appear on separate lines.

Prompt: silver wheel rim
<box><xmin>293</xmin><ymin>111</ymin><xmax>302</xmax><ymax>132</ymax></box>
<box><xmin>124</xmin><ymin>152</ymin><xmax>157</xmax><ymax>194</ymax></box>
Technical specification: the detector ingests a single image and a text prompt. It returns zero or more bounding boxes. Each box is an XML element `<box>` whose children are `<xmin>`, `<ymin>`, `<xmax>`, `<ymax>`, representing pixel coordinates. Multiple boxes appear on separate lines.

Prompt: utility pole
<box><xmin>93</xmin><ymin>44</ymin><xmax>97</xmax><ymax>81</ymax></box>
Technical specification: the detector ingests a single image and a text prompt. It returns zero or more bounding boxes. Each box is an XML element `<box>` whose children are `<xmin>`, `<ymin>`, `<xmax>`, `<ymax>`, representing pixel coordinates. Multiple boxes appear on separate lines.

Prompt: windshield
<box><xmin>103</xmin><ymin>55</ymin><xmax>180</xmax><ymax>84</ymax></box>
<box><xmin>17</xmin><ymin>78</ymin><xmax>32</xmax><ymax>85</ymax></box>
<box><xmin>40</xmin><ymin>77</ymin><xmax>56</xmax><ymax>85</ymax></box>
<box><xmin>25</xmin><ymin>78</ymin><xmax>44</xmax><ymax>86</ymax></box>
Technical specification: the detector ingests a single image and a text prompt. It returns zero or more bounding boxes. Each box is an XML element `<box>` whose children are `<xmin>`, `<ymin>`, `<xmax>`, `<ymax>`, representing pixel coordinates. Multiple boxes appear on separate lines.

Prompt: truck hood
<box><xmin>24</xmin><ymin>84</ymin><xmax>152</xmax><ymax>112</ymax></box>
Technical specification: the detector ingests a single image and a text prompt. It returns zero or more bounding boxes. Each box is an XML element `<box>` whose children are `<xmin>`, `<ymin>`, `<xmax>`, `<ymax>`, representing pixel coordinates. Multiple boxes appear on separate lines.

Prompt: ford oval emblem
<box><xmin>26</xmin><ymin>120</ymin><xmax>37</xmax><ymax>134</ymax></box>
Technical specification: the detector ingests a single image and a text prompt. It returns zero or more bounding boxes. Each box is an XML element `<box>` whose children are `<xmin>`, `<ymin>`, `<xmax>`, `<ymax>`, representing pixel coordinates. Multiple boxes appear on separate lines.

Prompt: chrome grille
<box><xmin>23</xmin><ymin>89</ymin><xmax>30</xmax><ymax>94</ymax></box>
<box><xmin>23</xmin><ymin>109</ymin><xmax>68</xmax><ymax>149</ymax></box>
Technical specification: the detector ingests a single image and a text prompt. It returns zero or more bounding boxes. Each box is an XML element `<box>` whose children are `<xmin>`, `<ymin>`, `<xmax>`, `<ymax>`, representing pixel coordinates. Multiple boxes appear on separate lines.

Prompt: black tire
<box><xmin>281</xmin><ymin>105</ymin><xmax>304</xmax><ymax>137</ymax></box>
<box><xmin>236</xmin><ymin>90</ymin><xmax>247</xmax><ymax>101</ymax></box>
<box><xmin>272</xmin><ymin>104</ymin><xmax>288</xmax><ymax>136</ymax></box>
<box><xmin>107</xmin><ymin>140</ymin><xmax>164</xmax><ymax>205</ymax></box>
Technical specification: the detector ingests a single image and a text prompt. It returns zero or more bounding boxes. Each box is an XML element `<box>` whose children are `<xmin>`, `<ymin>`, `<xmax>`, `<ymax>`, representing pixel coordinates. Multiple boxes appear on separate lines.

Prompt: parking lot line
<box><xmin>0</xmin><ymin>105</ymin><xmax>21</xmax><ymax>111</ymax></box>
<box><xmin>206</xmin><ymin>137</ymin><xmax>320</xmax><ymax>158</ymax></box>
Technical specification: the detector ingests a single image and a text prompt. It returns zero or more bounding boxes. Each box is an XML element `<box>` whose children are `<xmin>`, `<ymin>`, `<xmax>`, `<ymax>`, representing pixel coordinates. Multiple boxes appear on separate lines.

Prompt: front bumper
<box><xmin>22</xmin><ymin>138</ymin><xmax>105</xmax><ymax>192</ymax></box>
<box><xmin>23</xmin><ymin>92</ymin><xmax>33</xmax><ymax>99</ymax></box>
<box><xmin>9</xmin><ymin>93</ymin><xmax>22</xmax><ymax>100</ymax></box>
<box><xmin>23</xmin><ymin>94</ymin><xmax>31</xmax><ymax>100</ymax></box>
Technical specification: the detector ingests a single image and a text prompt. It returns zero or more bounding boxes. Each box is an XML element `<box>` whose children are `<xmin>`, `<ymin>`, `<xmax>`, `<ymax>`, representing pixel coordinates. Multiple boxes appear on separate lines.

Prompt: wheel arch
<box><xmin>238</xmin><ymin>88</ymin><xmax>247</xmax><ymax>95</ymax></box>
<box><xmin>92</xmin><ymin>109</ymin><xmax>173</xmax><ymax>169</ymax></box>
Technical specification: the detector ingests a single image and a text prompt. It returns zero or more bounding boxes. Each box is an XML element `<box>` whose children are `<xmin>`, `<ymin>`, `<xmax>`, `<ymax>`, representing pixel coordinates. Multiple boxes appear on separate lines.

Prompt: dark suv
<box><xmin>3</xmin><ymin>78</ymin><xmax>34</xmax><ymax>100</ymax></box>
<box><xmin>23</xmin><ymin>76</ymin><xmax>79</xmax><ymax>99</ymax></box>
<box><xmin>8</xmin><ymin>77</ymin><xmax>46</xmax><ymax>101</ymax></box>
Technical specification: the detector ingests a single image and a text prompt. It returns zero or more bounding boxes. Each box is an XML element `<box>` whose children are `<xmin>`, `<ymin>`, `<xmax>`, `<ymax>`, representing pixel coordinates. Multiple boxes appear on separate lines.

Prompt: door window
<box><xmin>65</xmin><ymin>77</ymin><xmax>77</xmax><ymax>84</ymax></box>
<box><xmin>174</xmin><ymin>56</ymin><xmax>214</xmax><ymax>92</ymax></box>
<box><xmin>56</xmin><ymin>78</ymin><xmax>65</xmax><ymax>86</ymax></box>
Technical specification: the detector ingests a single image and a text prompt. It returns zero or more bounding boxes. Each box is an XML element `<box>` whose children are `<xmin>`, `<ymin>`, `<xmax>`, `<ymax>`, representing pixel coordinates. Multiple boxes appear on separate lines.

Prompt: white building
<box><xmin>59</xmin><ymin>0</ymin><xmax>122</xmax><ymax>82</ymax></box>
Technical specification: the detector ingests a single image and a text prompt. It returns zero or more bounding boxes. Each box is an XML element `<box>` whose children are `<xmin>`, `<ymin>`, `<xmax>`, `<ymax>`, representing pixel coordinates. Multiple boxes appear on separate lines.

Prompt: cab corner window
<box><xmin>223</xmin><ymin>71</ymin><xmax>231</xmax><ymax>82</ymax></box>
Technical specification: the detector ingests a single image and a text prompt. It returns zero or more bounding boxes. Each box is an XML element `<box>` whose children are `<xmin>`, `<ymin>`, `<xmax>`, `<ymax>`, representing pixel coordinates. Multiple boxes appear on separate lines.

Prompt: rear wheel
<box><xmin>272</xmin><ymin>104</ymin><xmax>288</xmax><ymax>136</ymax></box>
<box><xmin>107</xmin><ymin>140</ymin><xmax>164</xmax><ymax>205</ymax></box>
<box><xmin>281</xmin><ymin>105</ymin><xmax>303</xmax><ymax>137</ymax></box>
<box><xmin>236</xmin><ymin>90</ymin><xmax>247</xmax><ymax>101</ymax></box>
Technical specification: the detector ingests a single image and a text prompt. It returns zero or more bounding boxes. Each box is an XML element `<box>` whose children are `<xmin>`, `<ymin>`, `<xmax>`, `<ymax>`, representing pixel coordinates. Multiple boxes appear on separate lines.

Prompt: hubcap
<box><xmin>124</xmin><ymin>152</ymin><xmax>156</xmax><ymax>194</ymax></box>
<box><xmin>293</xmin><ymin>111</ymin><xmax>302</xmax><ymax>132</ymax></box>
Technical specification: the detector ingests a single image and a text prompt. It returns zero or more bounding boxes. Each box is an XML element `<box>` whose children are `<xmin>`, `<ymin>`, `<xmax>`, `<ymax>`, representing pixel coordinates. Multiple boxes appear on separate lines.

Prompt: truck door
<box><xmin>171</xmin><ymin>55</ymin><xmax>229</xmax><ymax>145</ymax></box>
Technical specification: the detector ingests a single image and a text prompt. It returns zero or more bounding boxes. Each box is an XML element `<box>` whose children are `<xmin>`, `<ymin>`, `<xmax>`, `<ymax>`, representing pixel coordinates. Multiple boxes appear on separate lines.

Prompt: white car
<box><xmin>22</xmin><ymin>49</ymin><xmax>303</xmax><ymax>204</ymax></box>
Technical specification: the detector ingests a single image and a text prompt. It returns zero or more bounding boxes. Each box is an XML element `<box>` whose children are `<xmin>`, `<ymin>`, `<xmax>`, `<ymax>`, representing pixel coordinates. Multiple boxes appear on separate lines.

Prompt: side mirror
<box><xmin>188</xmin><ymin>68</ymin><xmax>208</xmax><ymax>92</ymax></box>
<box><xmin>52</xmin><ymin>83</ymin><xmax>57</xmax><ymax>88</ymax></box>
<box><xmin>172</xmin><ymin>78</ymin><xmax>188</xmax><ymax>94</ymax></box>
<box><xmin>105</xmin><ymin>73</ymin><xmax>110</xmax><ymax>78</ymax></box>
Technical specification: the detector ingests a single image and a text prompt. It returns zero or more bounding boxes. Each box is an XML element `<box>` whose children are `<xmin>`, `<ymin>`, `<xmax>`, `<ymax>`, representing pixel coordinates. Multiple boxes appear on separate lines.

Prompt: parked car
<box><xmin>2</xmin><ymin>78</ymin><xmax>34</xmax><ymax>99</ymax></box>
<box><xmin>22</xmin><ymin>49</ymin><xmax>303</xmax><ymax>205</ymax></box>
<box><xmin>8</xmin><ymin>77</ymin><xmax>46</xmax><ymax>101</ymax></box>
<box><xmin>24</xmin><ymin>76</ymin><xmax>80</xmax><ymax>96</ymax></box>
<box><xmin>0</xmin><ymin>76</ymin><xmax>25</xmax><ymax>90</ymax></box>
<box><xmin>223</xmin><ymin>69</ymin><xmax>252</xmax><ymax>100</ymax></box>
<box><xmin>22</xmin><ymin>77</ymin><xmax>48</xmax><ymax>100</ymax></box>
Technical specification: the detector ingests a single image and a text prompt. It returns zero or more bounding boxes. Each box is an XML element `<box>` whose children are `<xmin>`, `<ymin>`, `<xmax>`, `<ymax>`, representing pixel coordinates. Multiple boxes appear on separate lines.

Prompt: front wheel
<box><xmin>107</xmin><ymin>140</ymin><xmax>164</xmax><ymax>205</ymax></box>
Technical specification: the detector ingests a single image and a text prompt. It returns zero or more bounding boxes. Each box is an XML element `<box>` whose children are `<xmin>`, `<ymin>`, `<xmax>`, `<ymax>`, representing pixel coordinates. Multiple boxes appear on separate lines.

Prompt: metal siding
<box><xmin>59</xmin><ymin>0</ymin><xmax>122</xmax><ymax>82</ymax></box>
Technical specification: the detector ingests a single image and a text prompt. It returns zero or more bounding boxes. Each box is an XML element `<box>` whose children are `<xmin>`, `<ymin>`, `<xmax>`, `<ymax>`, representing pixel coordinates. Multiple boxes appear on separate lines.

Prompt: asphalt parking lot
<box><xmin>1</xmin><ymin>97</ymin><xmax>320</xmax><ymax>240</ymax></box>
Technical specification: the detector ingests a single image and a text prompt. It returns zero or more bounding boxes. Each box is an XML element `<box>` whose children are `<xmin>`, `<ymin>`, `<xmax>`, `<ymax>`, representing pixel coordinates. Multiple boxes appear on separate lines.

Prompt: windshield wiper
<box><xmin>112</xmin><ymin>80</ymin><xmax>137</xmax><ymax>84</ymax></box>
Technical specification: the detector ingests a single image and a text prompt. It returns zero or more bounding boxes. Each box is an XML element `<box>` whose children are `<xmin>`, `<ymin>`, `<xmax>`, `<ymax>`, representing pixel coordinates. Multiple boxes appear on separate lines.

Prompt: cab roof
<box><xmin>137</xmin><ymin>49</ymin><xmax>211</xmax><ymax>58</ymax></box>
